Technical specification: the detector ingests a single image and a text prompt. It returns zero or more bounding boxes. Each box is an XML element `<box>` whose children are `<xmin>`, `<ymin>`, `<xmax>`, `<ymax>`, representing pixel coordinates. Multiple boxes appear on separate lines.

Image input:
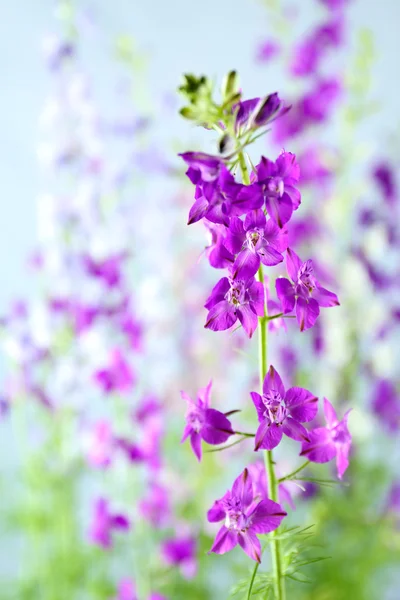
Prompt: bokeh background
<box><xmin>1</xmin><ymin>1</ymin><xmax>399</xmax><ymax>599</ymax></box>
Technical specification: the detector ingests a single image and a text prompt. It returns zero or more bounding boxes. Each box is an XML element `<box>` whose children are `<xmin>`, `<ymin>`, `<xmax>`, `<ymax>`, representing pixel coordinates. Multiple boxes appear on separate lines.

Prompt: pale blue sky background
<box><xmin>0</xmin><ymin>0</ymin><xmax>399</xmax><ymax>314</ymax></box>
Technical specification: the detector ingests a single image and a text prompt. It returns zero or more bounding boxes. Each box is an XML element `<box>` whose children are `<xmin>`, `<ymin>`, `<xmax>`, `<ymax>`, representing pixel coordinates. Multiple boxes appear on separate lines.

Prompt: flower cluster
<box><xmin>178</xmin><ymin>71</ymin><xmax>350</xmax><ymax>580</ymax></box>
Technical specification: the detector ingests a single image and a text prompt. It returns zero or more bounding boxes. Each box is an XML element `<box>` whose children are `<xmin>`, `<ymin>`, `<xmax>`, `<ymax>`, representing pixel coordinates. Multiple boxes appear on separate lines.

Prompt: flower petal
<box><xmin>205</xmin><ymin>301</ymin><xmax>237</xmax><ymax>332</ymax></box>
<box><xmin>263</xmin><ymin>365</ymin><xmax>285</xmax><ymax>397</ymax></box>
<box><xmin>204</xmin><ymin>278</ymin><xmax>230</xmax><ymax>309</ymax></box>
<box><xmin>232</xmin><ymin>249</ymin><xmax>260</xmax><ymax>279</ymax></box>
<box><xmin>336</xmin><ymin>443</ymin><xmax>350</xmax><ymax>479</ymax></box>
<box><xmin>232</xmin><ymin>468</ymin><xmax>253</xmax><ymax>509</ymax></box>
<box><xmin>282</xmin><ymin>417</ymin><xmax>310</xmax><ymax>442</ymax></box>
<box><xmin>323</xmin><ymin>397</ymin><xmax>338</xmax><ymax>427</ymax></box>
<box><xmin>255</xmin><ymin>421</ymin><xmax>283</xmax><ymax>451</ymax></box>
<box><xmin>265</xmin><ymin>192</ymin><xmax>293</xmax><ymax>228</ymax></box>
<box><xmin>238</xmin><ymin>530</ymin><xmax>262</xmax><ymax>563</ymax></box>
<box><xmin>248</xmin><ymin>499</ymin><xmax>287</xmax><ymax>534</ymax></box>
<box><xmin>313</xmin><ymin>284</ymin><xmax>340</xmax><ymax>308</ymax></box>
<box><xmin>207</xmin><ymin>496</ymin><xmax>228</xmax><ymax>523</ymax></box>
<box><xmin>250</xmin><ymin>391</ymin><xmax>265</xmax><ymax>423</ymax></box>
<box><xmin>296</xmin><ymin>297</ymin><xmax>320</xmax><ymax>331</ymax></box>
<box><xmin>202</xmin><ymin>408</ymin><xmax>234</xmax><ymax>444</ymax></box>
<box><xmin>244</xmin><ymin>209</ymin><xmax>266</xmax><ymax>231</ymax></box>
<box><xmin>209</xmin><ymin>526</ymin><xmax>238</xmax><ymax>555</ymax></box>
<box><xmin>275</xmin><ymin>277</ymin><xmax>295</xmax><ymax>314</ymax></box>
<box><xmin>237</xmin><ymin>304</ymin><xmax>259</xmax><ymax>338</ymax></box>
<box><xmin>285</xmin><ymin>248</ymin><xmax>302</xmax><ymax>282</ymax></box>
<box><xmin>300</xmin><ymin>428</ymin><xmax>336</xmax><ymax>463</ymax></box>
<box><xmin>285</xmin><ymin>387</ymin><xmax>318</xmax><ymax>422</ymax></box>
<box><xmin>190</xmin><ymin>431</ymin><xmax>202</xmax><ymax>461</ymax></box>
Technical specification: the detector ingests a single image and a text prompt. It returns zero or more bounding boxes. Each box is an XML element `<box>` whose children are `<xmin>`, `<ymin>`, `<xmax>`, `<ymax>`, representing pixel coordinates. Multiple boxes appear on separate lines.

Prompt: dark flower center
<box><xmin>245</xmin><ymin>228</ymin><xmax>264</xmax><ymax>252</ymax></box>
<box><xmin>187</xmin><ymin>410</ymin><xmax>204</xmax><ymax>433</ymax></box>
<box><xmin>263</xmin><ymin>390</ymin><xmax>287</xmax><ymax>424</ymax></box>
<box><xmin>223</xmin><ymin>495</ymin><xmax>248</xmax><ymax>532</ymax></box>
<box><xmin>225</xmin><ymin>279</ymin><xmax>246</xmax><ymax>307</ymax></box>
<box><xmin>297</xmin><ymin>260</ymin><xmax>316</xmax><ymax>295</ymax></box>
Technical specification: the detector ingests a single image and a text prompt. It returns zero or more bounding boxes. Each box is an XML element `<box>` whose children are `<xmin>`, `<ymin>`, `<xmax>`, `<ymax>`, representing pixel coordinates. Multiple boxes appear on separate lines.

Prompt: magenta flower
<box><xmin>181</xmin><ymin>381</ymin><xmax>234</xmax><ymax>461</ymax></box>
<box><xmin>290</xmin><ymin>16</ymin><xmax>343</xmax><ymax>78</ymax></box>
<box><xmin>256</xmin><ymin>40</ymin><xmax>280</xmax><ymax>62</ymax></box>
<box><xmin>248</xmin><ymin>461</ymin><xmax>296</xmax><ymax>510</ymax></box>
<box><xmin>86</xmin><ymin>419</ymin><xmax>114</xmax><ymax>468</ymax></box>
<box><xmin>83</xmin><ymin>253</ymin><xmax>125</xmax><ymax>288</ymax></box>
<box><xmin>204</xmin><ymin>274</ymin><xmax>264</xmax><ymax>338</ymax></box>
<box><xmin>139</xmin><ymin>482</ymin><xmax>170</xmax><ymax>528</ymax></box>
<box><xmin>113</xmin><ymin>579</ymin><xmax>167</xmax><ymax>600</ymax></box>
<box><xmin>224</xmin><ymin>210</ymin><xmax>288</xmax><ymax>279</ymax></box>
<box><xmin>373</xmin><ymin>163</ymin><xmax>397</xmax><ymax>207</ymax></box>
<box><xmin>276</xmin><ymin>248</ymin><xmax>339</xmax><ymax>331</ymax></box>
<box><xmin>300</xmin><ymin>398</ymin><xmax>352</xmax><ymax>479</ymax></box>
<box><xmin>161</xmin><ymin>535</ymin><xmax>197</xmax><ymax>579</ymax></box>
<box><xmin>203</xmin><ymin>222</ymin><xmax>235</xmax><ymax>269</ymax></box>
<box><xmin>207</xmin><ymin>468</ymin><xmax>286</xmax><ymax>562</ymax></box>
<box><xmin>371</xmin><ymin>379</ymin><xmax>400</xmax><ymax>433</ymax></box>
<box><xmin>94</xmin><ymin>349</ymin><xmax>135</xmax><ymax>394</ymax></box>
<box><xmin>234</xmin><ymin>93</ymin><xmax>290</xmax><ymax>134</ymax></box>
<box><xmin>180</xmin><ymin>153</ymin><xmax>259</xmax><ymax>226</ymax></box>
<box><xmin>88</xmin><ymin>497</ymin><xmax>130</xmax><ymax>549</ymax></box>
<box><xmin>251</xmin><ymin>365</ymin><xmax>318</xmax><ymax>451</ymax></box>
<box><xmin>254</xmin><ymin>152</ymin><xmax>301</xmax><ymax>228</ymax></box>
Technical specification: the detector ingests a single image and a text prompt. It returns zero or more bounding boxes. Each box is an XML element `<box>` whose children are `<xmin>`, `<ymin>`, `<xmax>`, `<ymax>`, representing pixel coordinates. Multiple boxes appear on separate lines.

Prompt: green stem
<box><xmin>238</xmin><ymin>151</ymin><xmax>250</xmax><ymax>184</ymax></box>
<box><xmin>247</xmin><ymin>561</ymin><xmax>260</xmax><ymax>599</ymax></box>
<box><xmin>237</xmin><ymin>152</ymin><xmax>285</xmax><ymax>599</ymax></box>
<box><xmin>257</xmin><ymin>265</ymin><xmax>286</xmax><ymax>600</ymax></box>
<box><xmin>278</xmin><ymin>460</ymin><xmax>310</xmax><ymax>483</ymax></box>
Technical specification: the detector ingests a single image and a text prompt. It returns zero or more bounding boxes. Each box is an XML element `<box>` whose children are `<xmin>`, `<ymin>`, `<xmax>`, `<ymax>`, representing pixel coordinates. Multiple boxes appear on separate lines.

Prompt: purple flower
<box><xmin>256</xmin><ymin>40</ymin><xmax>280</xmax><ymax>62</ymax></box>
<box><xmin>251</xmin><ymin>365</ymin><xmax>318</xmax><ymax>451</ymax></box>
<box><xmin>300</xmin><ymin>398</ymin><xmax>352</xmax><ymax>479</ymax></box>
<box><xmin>114</xmin><ymin>579</ymin><xmax>136</xmax><ymax>600</ymax></box>
<box><xmin>254</xmin><ymin>152</ymin><xmax>301</xmax><ymax>228</ymax></box>
<box><xmin>276</xmin><ymin>248</ymin><xmax>339</xmax><ymax>331</ymax></box>
<box><xmin>88</xmin><ymin>497</ymin><xmax>130</xmax><ymax>549</ymax></box>
<box><xmin>248</xmin><ymin>461</ymin><xmax>296</xmax><ymax>510</ymax></box>
<box><xmin>181</xmin><ymin>382</ymin><xmax>234</xmax><ymax>461</ymax></box>
<box><xmin>179</xmin><ymin>152</ymin><xmax>222</xmax><ymax>184</ymax></box>
<box><xmin>371</xmin><ymin>379</ymin><xmax>400</xmax><ymax>433</ymax></box>
<box><xmin>301</xmin><ymin>78</ymin><xmax>342</xmax><ymax>123</ymax></box>
<box><xmin>86</xmin><ymin>420</ymin><xmax>114</xmax><ymax>468</ymax></box>
<box><xmin>203</xmin><ymin>222</ymin><xmax>234</xmax><ymax>269</ymax></box>
<box><xmin>373</xmin><ymin>163</ymin><xmax>397</xmax><ymax>207</ymax></box>
<box><xmin>204</xmin><ymin>274</ymin><xmax>264</xmax><ymax>338</ymax></box>
<box><xmin>139</xmin><ymin>482</ymin><xmax>170</xmax><ymax>528</ymax></box>
<box><xmin>83</xmin><ymin>253</ymin><xmax>125</xmax><ymax>288</ymax></box>
<box><xmin>224</xmin><ymin>210</ymin><xmax>288</xmax><ymax>279</ymax></box>
<box><xmin>290</xmin><ymin>16</ymin><xmax>343</xmax><ymax>78</ymax></box>
<box><xmin>207</xmin><ymin>468</ymin><xmax>286</xmax><ymax>562</ymax></box>
<box><xmin>235</xmin><ymin>93</ymin><xmax>290</xmax><ymax>134</ymax></box>
<box><xmin>94</xmin><ymin>349</ymin><xmax>135</xmax><ymax>394</ymax></box>
<box><xmin>161</xmin><ymin>535</ymin><xmax>197</xmax><ymax>579</ymax></box>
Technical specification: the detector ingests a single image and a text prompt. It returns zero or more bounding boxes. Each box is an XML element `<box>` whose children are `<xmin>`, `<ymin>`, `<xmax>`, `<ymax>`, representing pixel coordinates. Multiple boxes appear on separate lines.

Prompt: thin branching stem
<box><xmin>278</xmin><ymin>461</ymin><xmax>310</xmax><ymax>483</ymax></box>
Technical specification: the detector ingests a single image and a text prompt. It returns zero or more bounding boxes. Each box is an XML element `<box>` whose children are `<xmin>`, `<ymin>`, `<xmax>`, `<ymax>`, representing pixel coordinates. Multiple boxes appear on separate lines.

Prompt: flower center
<box><xmin>187</xmin><ymin>410</ymin><xmax>204</xmax><ymax>433</ymax></box>
<box><xmin>245</xmin><ymin>228</ymin><xmax>263</xmax><ymax>252</ymax></box>
<box><xmin>225</xmin><ymin>279</ymin><xmax>246</xmax><ymax>307</ymax></box>
<box><xmin>263</xmin><ymin>390</ymin><xmax>287</xmax><ymax>424</ymax></box>
<box><xmin>297</xmin><ymin>260</ymin><xmax>316</xmax><ymax>294</ymax></box>
<box><xmin>223</xmin><ymin>495</ymin><xmax>248</xmax><ymax>532</ymax></box>
<box><xmin>267</xmin><ymin>177</ymin><xmax>284</xmax><ymax>197</ymax></box>
<box><xmin>331</xmin><ymin>422</ymin><xmax>351</xmax><ymax>445</ymax></box>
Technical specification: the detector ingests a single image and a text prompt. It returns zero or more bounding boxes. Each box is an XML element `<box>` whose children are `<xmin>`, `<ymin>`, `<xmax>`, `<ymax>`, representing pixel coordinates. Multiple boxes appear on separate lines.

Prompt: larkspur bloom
<box><xmin>88</xmin><ymin>497</ymin><xmax>130</xmax><ymax>549</ymax></box>
<box><xmin>224</xmin><ymin>210</ymin><xmax>288</xmax><ymax>279</ymax></box>
<box><xmin>371</xmin><ymin>379</ymin><xmax>400</xmax><ymax>433</ymax></box>
<box><xmin>161</xmin><ymin>535</ymin><xmax>197</xmax><ymax>579</ymax></box>
<box><xmin>207</xmin><ymin>468</ymin><xmax>286</xmax><ymax>562</ymax></box>
<box><xmin>85</xmin><ymin>419</ymin><xmax>114</xmax><ymax>468</ymax></box>
<box><xmin>94</xmin><ymin>348</ymin><xmax>135</xmax><ymax>394</ymax></box>
<box><xmin>373</xmin><ymin>162</ymin><xmax>397</xmax><ymax>207</ymax></box>
<box><xmin>234</xmin><ymin>93</ymin><xmax>290</xmax><ymax>135</ymax></box>
<box><xmin>253</xmin><ymin>152</ymin><xmax>301</xmax><ymax>228</ymax></box>
<box><xmin>290</xmin><ymin>16</ymin><xmax>343</xmax><ymax>77</ymax></box>
<box><xmin>248</xmin><ymin>461</ymin><xmax>296</xmax><ymax>510</ymax></box>
<box><xmin>180</xmin><ymin>153</ymin><xmax>259</xmax><ymax>226</ymax></box>
<box><xmin>204</xmin><ymin>273</ymin><xmax>264</xmax><ymax>338</ymax></box>
<box><xmin>300</xmin><ymin>398</ymin><xmax>352</xmax><ymax>479</ymax></box>
<box><xmin>256</xmin><ymin>40</ymin><xmax>280</xmax><ymax>62</ymax></box>
<box><xmin>276</xmin><ymin>248</ymin><xmax>339</xmax><ymax>331</ymax></box>
<box><xmin>251</xmin><ymin>365</ymin><xmax>318</xmax><ymax>451</ymax></box>
<box><xmin>139</xmin><ymin>482</ymin><xmax>170</xmax><ymax>528</ymax></box>
<box><xmin>203</xmin><ymin>221</ymin><xmax>234</xmax><ymax>269</ymax></box>
<box><xmin>181</xmin><ymin>381</ymin><xmax>234</xmax><ymax>461</ymax></box>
